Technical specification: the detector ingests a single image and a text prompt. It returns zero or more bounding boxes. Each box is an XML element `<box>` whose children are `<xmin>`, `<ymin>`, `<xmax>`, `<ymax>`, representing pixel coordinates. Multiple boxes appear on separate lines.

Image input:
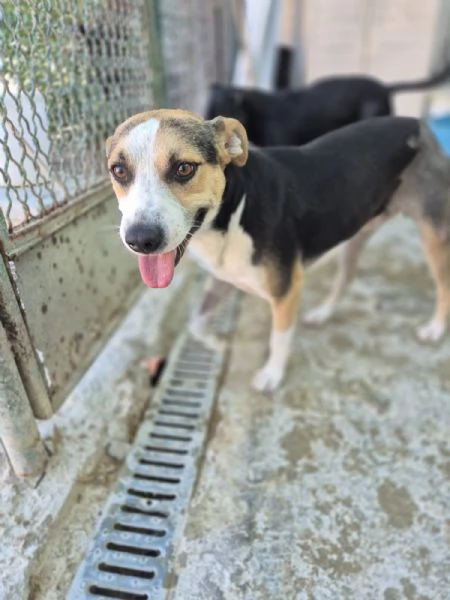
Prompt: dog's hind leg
<box><xmin>252</xmin><ymin>263</ymin><xmax>303</xmax><ymax>393</ymax></box>
<box><xmin>189</xmin><ymin>277</ymin><xmax>233</xmax><ymax>350</ymax></box>
<box><xmin>416</xmin><ymin>221</ymin><xmax>450</xmax><ymax>343</ymax></box>
<box><xmin>303</xmin><ymin>216</ymin><xmax>386</xmax><ymax>326</ymax></box>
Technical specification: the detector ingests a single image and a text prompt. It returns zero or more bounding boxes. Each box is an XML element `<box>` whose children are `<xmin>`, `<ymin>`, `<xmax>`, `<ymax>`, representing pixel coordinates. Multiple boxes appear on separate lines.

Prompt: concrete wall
<box><xmin>300</xmin><ymin>0</ymin><xmax>440</xmax><ymax>116</ymax></box>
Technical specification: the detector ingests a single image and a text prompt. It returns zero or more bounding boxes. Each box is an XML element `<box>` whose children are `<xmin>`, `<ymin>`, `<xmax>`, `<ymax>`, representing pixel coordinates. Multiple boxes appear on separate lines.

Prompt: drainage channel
<box><xmin>67</xmin><ymin>290</ymin><xmax>240</xmax><ymax>600</ymax></box>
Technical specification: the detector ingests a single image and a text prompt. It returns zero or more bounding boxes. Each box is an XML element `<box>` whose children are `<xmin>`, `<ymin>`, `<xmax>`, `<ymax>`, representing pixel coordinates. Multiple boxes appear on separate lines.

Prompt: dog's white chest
<box><xmin>188</xmin><ymin>198</ymin><xmax>269</xmax><ymax>300</ymax></box>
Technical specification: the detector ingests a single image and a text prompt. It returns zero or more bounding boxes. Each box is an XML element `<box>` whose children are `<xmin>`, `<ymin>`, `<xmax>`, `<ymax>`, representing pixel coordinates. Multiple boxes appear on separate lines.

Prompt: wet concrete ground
<box><xmin>3</xmin><ymin>219</ymin><xmax>449</xmax><ymax>599</ymax></box>
<box><xmin>171</xmin><ymin>219</ymin><xmax>450</xmax><ymax>599</ymax></box>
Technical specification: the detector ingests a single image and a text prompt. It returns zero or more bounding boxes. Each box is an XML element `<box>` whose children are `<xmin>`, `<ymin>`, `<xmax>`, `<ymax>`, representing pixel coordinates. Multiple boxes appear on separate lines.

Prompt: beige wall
<box><xmin>300</xmin><ymin>0</ymin><xmax>440</xmax><ymax>115</ymax></box>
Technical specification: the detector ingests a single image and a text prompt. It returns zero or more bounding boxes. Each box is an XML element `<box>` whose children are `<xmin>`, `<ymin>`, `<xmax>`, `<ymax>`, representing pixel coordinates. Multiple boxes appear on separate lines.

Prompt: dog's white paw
<box><xmin>302</xmin><ymin>304</ymin><xmax>334</xmax><ymax>326</ymax></box>
<box><xmin>251</xmin><ymin>364</ymin><xmax>284</xmax><ymax>393</ymax></box>
<box><xmin>416</xmin><ymin>319</ymin><xmax>446</xmax><ymax>344</ymax></box>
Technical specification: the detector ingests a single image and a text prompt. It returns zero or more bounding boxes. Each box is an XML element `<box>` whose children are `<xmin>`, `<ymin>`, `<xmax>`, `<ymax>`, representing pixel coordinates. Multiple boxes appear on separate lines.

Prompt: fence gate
<box><xmin>0</xmin><ymin>0</ymin><xmax>235</xmax><ymax>479</ymax></box>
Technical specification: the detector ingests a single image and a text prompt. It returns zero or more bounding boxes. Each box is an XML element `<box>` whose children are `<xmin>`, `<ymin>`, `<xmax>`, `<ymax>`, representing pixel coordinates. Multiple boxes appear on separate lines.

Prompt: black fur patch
<box><xmin>211</xmin><ymin>117</ymin><xmax>420</xmax><ymax>294</ymax></box>
<box><xmin>205</xmin><ymin>77</ymin><xmax>395</xmax><ymax>147</ymax></box>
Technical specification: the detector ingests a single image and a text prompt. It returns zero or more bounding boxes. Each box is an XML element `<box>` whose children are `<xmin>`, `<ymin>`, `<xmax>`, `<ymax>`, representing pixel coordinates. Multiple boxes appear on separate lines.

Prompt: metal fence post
<box><xmin>146</xmin><ymin>0</ymin><xmax>167</xmax><ymax>107</ymax></box>
<box><xmin>0</xmin><ymin>215</ymin><xmax>53</xmax><ymax>420</ymax></box>
<box><xmin>0</xmin><ymin>320</ymin><xmax>48</xmax><ymax>479</ymax></box>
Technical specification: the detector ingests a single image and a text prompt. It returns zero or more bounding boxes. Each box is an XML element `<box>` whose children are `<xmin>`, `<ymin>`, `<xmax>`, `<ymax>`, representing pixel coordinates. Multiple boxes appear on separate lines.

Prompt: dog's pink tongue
<box><xmin>138</xmin><ymin>251</ymin><xmax>176</xmax><ymax>288</ymax></box>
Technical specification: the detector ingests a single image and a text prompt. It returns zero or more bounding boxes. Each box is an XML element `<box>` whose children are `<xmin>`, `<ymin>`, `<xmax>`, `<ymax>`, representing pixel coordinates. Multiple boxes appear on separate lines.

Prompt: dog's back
<box><xmin>262</xmin><ymin>117</ymin><xmax>420</xmax><ymax>260</ymax></box>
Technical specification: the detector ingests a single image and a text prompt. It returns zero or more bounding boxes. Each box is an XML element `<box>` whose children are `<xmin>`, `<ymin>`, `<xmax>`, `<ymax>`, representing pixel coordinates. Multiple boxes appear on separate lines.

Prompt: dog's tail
<box><xmin>387</xmin><ymin>63</ymin><xmax>450</xmax><ymax>94</ymax></box>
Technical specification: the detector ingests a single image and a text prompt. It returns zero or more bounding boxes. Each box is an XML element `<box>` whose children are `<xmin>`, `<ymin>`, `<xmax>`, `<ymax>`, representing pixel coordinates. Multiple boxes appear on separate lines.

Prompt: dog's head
<box><xmin>106</xmin><ymin>108</ymin><xmax>248</xmax><ymax>288</ymax></box>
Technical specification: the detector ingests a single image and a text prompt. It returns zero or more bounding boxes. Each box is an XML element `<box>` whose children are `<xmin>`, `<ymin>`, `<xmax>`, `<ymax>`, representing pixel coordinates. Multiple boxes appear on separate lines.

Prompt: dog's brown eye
<box><xmin>111</xmin><ymin>164</ymin><xmax>127</xmax><ymax>181</ymax></box>
<box><xmin>176</xmin><ymin>162</ymin><xmax>196</xmax><ymax>179</ymax></box>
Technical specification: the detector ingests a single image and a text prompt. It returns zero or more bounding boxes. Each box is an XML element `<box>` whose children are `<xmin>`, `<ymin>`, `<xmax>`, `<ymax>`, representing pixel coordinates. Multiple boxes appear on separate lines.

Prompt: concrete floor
<box><xmin>170</xmin><ymin>219</ymin><xmax>450</xmax><ymax>600</ymax></box>
<box><xmin>0</xmin><ymin>262</ymin><xmax>203</xmax><ymax>599</ymax></box>
<box><xmin>2</xmin><ymin>219</ymin><xmax>450</xmax><ymax>599</ymax></box>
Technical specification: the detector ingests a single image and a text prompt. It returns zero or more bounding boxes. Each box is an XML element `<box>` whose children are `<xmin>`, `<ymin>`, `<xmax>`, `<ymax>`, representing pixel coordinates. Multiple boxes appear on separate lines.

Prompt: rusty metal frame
<box><xmin>0</xmin><ymin>214</ymin><xmax>53</xmax><ymax>419</ymax></box>
<box><xmin>0</xmin><ymin>0</ymin><xmax>236</xmax><ymax>481</ymax></box>
<box><xmin>0</xmin><ymin>318</ymin><xmax>48</xmax><ymax>479</ymax></box>
<box><xmin>0</xmin><ymin>210</ymin><xmax>49</xmax><ymax>477</ymax></box>
<box><xmin>0</xmin><ymin>0</ymin><xmax>168</xmax><ymax>480</ymax></box>
<box><xmin>0</xmin><ymin>177</ymin><xmax>147</xmax><ymax>479</ymax></box>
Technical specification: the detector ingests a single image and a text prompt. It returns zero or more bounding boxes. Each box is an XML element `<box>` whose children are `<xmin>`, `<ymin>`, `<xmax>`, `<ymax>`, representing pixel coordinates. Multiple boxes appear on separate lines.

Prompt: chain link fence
<box><xmin>0</xmin><ymin>0</ymin><xmax>155</xmax><ymax>234</ymax></box>
<box><xmin>0</xmin><ymin>0</ymin><xmax>236</xmax><ymax>478</ymax></box>
<box><xmin>0</xmin><ymin>0</ymin><xmax>234</xmax><ymax>237</ymax></box>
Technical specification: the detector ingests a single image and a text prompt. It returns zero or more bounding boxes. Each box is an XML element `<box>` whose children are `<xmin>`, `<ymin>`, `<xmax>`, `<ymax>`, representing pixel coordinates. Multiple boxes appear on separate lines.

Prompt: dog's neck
<box><xmin>211</xmin><ymin>162</ymin><xmax>246</xmax><ymax>231</ymax></box>
<box><xmin>210</xmin><ymin>149</ymin><xmax>287</xmax><ymax>234</ymax></box>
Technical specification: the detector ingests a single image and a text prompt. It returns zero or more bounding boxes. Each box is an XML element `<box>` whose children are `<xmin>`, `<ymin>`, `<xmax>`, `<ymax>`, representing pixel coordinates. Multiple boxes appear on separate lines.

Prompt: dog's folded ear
<box><xmin>209</xmin><ymin>116</ymin><xmax>249</xmax><ymax>167</ymax></box>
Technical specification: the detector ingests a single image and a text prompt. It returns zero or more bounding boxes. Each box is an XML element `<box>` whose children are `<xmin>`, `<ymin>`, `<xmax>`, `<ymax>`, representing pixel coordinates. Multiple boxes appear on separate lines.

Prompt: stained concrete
<box><xmin>171</xmin><ymin>219</ymin><xmax>450</xmax><ymax>600</ymax></box>
<box><xmin>2</xmin><ymin>219</ymin><xmax>450</xmax><ymax>599</ymax></box>
<box><xmin>0</xmin><ymin>261</ymin><xmax>203</xmax><ymax>599</ymax></box>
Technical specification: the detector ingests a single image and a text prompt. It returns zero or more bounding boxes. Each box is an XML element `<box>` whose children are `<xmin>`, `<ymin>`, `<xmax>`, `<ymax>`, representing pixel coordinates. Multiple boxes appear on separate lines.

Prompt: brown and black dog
<box><xmin>106</xmin><ymin>110</ymin><xmax>450</xmax><ymax>391</ymax></box>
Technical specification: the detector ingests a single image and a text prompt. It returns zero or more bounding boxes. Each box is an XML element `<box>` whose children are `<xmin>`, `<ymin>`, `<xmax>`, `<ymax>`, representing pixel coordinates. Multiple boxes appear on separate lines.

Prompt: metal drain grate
<box><xmin>67</xmin><ymin>290</ymin><xmax>239</xmax><ymax>600</ymax></box>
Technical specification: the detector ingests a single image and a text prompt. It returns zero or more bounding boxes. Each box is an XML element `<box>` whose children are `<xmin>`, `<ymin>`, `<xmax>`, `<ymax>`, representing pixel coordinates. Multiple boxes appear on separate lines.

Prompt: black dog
<box><xmin>206</xmin><ymin>66</ymin><xmax>450</xmax><ymax>146</ymax></box>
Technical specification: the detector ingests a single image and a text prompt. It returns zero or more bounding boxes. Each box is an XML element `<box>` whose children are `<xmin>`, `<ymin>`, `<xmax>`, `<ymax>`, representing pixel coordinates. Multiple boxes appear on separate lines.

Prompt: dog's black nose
<box><xmin>125</xmin><ymin>224</ymin><xmax>165</xmax><ymax>254</ymax></box>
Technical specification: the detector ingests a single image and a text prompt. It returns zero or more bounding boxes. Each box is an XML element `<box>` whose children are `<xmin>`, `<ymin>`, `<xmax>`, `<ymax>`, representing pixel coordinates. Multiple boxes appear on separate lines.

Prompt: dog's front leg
<box><xmin>189</xmin><ymin>277</ymin><xmax>233</xmax><ymax>350</ymax></box>
<box><xmin>252</xmin><ymin>265</ymin><xmax>303</xmax><ymax>393</ymax></box>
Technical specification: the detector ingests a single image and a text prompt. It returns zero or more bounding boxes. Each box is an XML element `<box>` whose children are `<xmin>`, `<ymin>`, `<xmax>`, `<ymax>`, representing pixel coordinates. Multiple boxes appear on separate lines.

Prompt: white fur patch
<box><xmin>226</xmin><ymin>132</ymin><xmax>243</xmax><ymax>158</ymax></box>
<box><xmin>126</xmin><ymin>118</ymin><xmax>160</xmax><ymax>163</ymax></box>
<box><xmin>416</xmin><ymin>318</ymin><xmax>447</xmax><ymax>343</ymax></box>
<box><xmin>252</xmin><ymin>326</ymin><xmax>295</xmax><ymax>392</ymax></box>
<box><xmin>188</xmin><ymin>195</ymin><xmax>270</xmax><ymax>300</ymax></box>
<box><xmin>117</xmin><ymin>118</ymin><xmax>189</xmax><ymax>252</ymax></box>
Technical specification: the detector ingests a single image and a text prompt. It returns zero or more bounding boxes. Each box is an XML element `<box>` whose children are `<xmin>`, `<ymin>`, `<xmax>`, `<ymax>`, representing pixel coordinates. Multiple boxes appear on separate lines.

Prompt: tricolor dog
<box><xmin>106</xmin><ymin>109</ymin><xmax>450</xmax><ymax>391</ymax></box>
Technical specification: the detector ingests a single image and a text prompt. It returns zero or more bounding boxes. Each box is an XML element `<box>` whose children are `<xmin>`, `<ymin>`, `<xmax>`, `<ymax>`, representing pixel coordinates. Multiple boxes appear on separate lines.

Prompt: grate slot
<box><xmin>177</xmin><ymin>357</ymin><xmax>212</xmax><ymax>364</ymax></box>
<box><xmin>164</xmin><ymin>389</ymin><xmax>204</xmax><ymax>399</ymax></box>
<box><xmin>120</xmin><ymin>506</ymin><xmax>168</xmax><ymax>519</ymax></box>
<box><xmin>68</xmin><ymin>290</ymin><xmax>240</xmax><ymax>599</ymax></box>
<box><xmin>98</xmin><ymin>563</ymin><xmax>155</xmax><ymax>580</ymax></box>
<box><xmin>143</xmin><ymin>445</ymin><xmax>188</xmax><ymax>456</ymax></box>
<box><xmin>168</xmin><ymin>378</ymin><xmax>208</xmax><ymax>389</ymax></box>
<box><xmin>172</xmin><ymin>370</ymin><xmax>214</xmax><ymax>379</ymax></box>
<box><xmin>153</xmin><ymin>421</ymin><xmax>195</xmax><ymax>430</ymax></box>
<box><xmin>132</xmin><ymin>473</ymin><xmax>180</xmax><ymax>485</ymax></box>
<box><xmin>161</xmin><ymin>399</ymin><xmax>201</xmax><ymax>408</ymax></box>
<box><xmin>127</xmin><ymin>489</ymin><xmax>176</xmax><ymax>502</ymax></box>
<box><xmin>176</xmin><ymin>360</ymin><xmax>213</xmax><ymax>369</ymax></box>
<box><xmin>120</xmin><ymin>504</ymin><xmax>169</xmax><ymax>519</ymax></box>
<box><xmin>175</xmin><ymin>357</ymin><xmax>214</xmax><ymax>365</ymax></box>
<box><xmin>138</xmin><ymin>458</ymin><xmax>184</xmax><ymax>469</ymax></box>
<box><xmin>149</xmin><ymin>432</ymin><xmax>192</xmax><ymax>442</ymax></box>
<box><xmin>106</xmin><ymin>531</ymin><xmax>167</xmax><ymax>553</ymax></box>
<box><xmin>89</xmin><ymin>586</ymin><xmax>148</xmax><ymax>600</ymax></box>
<box><xmin>113</xmin><ymin>523</ymin><xmax>166</xmax><ymax>537</ymax></box>
<box><xmin>177</xmin><ymin>358</ymin><xmax>213</xmax><ymax>367</ymax></box>
<box><xmin>158</xmin><ymin>409</ymin><xmax>199</xmax><ymax>419</ymax></box>
<box><xmin>106</xmin><ymin>542</ymin><xmax>160</xmax><ymax>558</ymax></box>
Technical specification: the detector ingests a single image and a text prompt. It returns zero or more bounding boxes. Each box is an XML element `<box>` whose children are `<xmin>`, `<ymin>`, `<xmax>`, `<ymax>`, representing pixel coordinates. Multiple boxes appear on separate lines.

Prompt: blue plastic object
<box><xmin>428</xmin><ymin>115</ymin><xmax>450</xmax><ymax>155</ymax></box>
